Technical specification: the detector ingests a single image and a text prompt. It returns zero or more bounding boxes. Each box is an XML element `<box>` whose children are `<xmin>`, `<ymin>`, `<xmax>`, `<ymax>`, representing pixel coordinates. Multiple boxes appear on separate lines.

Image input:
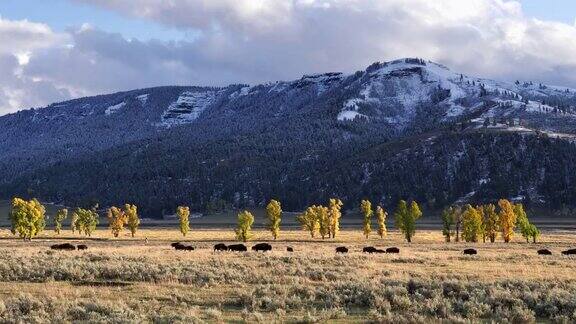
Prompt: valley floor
<box><xmin>0</xmin><ymin>229</ymin><xmax>575</xmax><ymax>323</ymax></box>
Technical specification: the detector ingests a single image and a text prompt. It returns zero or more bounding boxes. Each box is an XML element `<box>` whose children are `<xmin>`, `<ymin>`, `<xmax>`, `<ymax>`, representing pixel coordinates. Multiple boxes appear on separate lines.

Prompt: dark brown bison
<box><xmin>386</xmin><ymin>247</ymin><xmax>400</xmax><ymax>254</ymax></box>
<box><xmin>252</xmin><ymin>243</ymin><xmax>272</xmax><ymax>252</ymax></box>
<box><xmin>561</xmin><ymin>249</ymin><xmax>576</xmax><ymax>255</ymax></box>
<box><xmin>463</xmin><ymin>248</ymin><xmax>478</xmax><ymax>255</ymax></box>
<box><xmin>286</xmin><ymin>247</ymin><xmax>294</xmax><ymax>252</ymax></box>
<box><xmin>77</xmin><ymin>244</ymin><xmax>88</xmax><ymax>250</ymax></box>
<box><xmin>537</xmin><ymin>249</ymin><xmax>552</xmax><ymax>255</ymax></box>
<box><xmin>50</xmin><ymin>243</ymin><xmax>76</xmax><ymax>251</ymax></box>
<box><xmin>214</xmin><ymin>243</ymin><xmax>228</xmax><ymax>251</ymax></box>
<box><xmin>336</xmin><ymin>246</ymin><xmax>348</xmax><ymax>254</ymax></box>
<box><xmin>228</xmin><ymin>244</ymin><xmax>248</xmax><ymax>252</ymax></box>
<box><xmin>172</xmin><ymin>242</ymin><xmax>194</xmax><ymax>251</ymax></box>
<box><xmin>374</xmin><ymin>248</ymin><xmax>386</xmax><ymax>254</ymax></box>
<box><xmin>363</xmin><ymin>246</ymin><xmax>378</xmax><ymax>253</ymax></box>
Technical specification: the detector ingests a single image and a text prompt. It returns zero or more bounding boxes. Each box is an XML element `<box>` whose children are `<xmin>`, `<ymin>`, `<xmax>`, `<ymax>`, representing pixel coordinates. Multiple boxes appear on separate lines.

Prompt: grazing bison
<box><xmin>172</xmin><ymin>242</ymin><xmax>194</xmax><ymax>251</ymax></box>
<box><xmin>336</xmin><ymin>246</ymin><xmax>348</xmax><ymax>254</ymax></box>
<box><xmin>50</xmin><ymin>243</ymin><xmax>76</xmax><ymax>251</ymax></box>
<box><xmin>286</xmin><ymin>247</ymin><xmax>294</xmax><ymax>252</ymax></box>
<box><xmin>77</xmin><ymin>244</ymin><xmax>88</xmax><ymax>250</ymax></box>
<box><xmin>214</xmin><ymin>243</ymin><xmax>228</xmax><ymax>251</ymax></box>
<box><xmin>228</xmin><ymin>244</ymin><xmax>248</xmax><ymax>252</ymax></box>
<box><xmin>463</xmin><ymin>248</ymin><xmax>478</xmax><ymax>255</ymax></box>
<box><xmin>363</xmin><ymin>246</ymin><xmax>378</xmax><ymax>254</ymax></box>
<box><xmin>386</xmin><ymin>247</ymin><xmax>400</xmax><ymax>254</ymax></box>
<box><xmin>374</xmin><ymin>249</ymin><xmax>386</xmax><ymax>254</ymax></box>
<box><xmin>561</xmin><ymin>249</ymin><xmax>576</xmax><ymax>255</ymax></box>
<box><xmin>252</xmin><ymin>243</ymin><xmax>272</xmax><ymax>252</ymax></box>
<box><xmin>537</xmin><ymin>249</ymin><xmax>553</xmax><ymax>255</ymax></box>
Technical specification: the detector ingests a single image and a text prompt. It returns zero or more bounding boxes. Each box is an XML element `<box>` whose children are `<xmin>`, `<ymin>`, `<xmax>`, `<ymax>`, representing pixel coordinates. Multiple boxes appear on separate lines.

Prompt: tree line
<box><xmin>8</xmin><ymin>197</ymin><xmax>540</xmax><ymax>244</ymax></box>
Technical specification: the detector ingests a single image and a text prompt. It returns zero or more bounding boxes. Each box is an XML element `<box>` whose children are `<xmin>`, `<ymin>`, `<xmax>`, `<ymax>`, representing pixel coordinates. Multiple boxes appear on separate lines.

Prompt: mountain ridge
<box><xmin>2</xmin><ymin>58</ymin><xmax>576</xmax><ymax>217</ymax></box>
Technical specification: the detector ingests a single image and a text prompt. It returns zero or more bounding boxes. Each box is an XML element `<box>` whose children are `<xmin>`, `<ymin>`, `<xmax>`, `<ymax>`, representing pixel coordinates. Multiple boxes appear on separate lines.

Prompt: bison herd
<box><xmin>49</xmin><ymin>242</ymin><xmax>576</xmax><ymax>257</ymax></box>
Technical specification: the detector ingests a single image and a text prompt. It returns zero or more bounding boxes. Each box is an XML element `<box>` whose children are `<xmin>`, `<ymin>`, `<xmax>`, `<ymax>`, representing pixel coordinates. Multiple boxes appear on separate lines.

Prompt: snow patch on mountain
<box><xmin>159</xmin><ymin>91</ymin><xmax>216</xmax><ymax>127</ymax></box>
<box><xmin>136</xmin><ymin>94</ymin><xmax>149</xmax><ymax>105</ymax></box>
<box><xmin>105</xmin><ymin>102</ymin><xmax>126</xmax><ymax>116</ymax></box>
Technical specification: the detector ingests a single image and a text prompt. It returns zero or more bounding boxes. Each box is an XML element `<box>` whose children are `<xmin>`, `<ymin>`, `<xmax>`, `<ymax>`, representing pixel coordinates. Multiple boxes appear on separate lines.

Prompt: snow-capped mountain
<box><xmin>1</xmin><ymin>58</ymin><xmax>576</xmax><ymax>216</ymax></box>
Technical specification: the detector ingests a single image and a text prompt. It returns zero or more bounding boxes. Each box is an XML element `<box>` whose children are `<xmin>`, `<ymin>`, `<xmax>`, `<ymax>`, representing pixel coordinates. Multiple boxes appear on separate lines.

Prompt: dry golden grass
<box><xmin>0</xmin><ymin>228</ymin><xmax>575</xmax><ymax>322</ymax></box>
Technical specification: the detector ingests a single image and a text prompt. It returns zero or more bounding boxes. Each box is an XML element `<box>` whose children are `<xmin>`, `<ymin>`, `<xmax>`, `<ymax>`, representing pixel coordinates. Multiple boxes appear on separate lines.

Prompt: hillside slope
<box><xmin>2</xmin><ymin>58</ymin><xmax>576</xmax><ymax>216</ymax></box>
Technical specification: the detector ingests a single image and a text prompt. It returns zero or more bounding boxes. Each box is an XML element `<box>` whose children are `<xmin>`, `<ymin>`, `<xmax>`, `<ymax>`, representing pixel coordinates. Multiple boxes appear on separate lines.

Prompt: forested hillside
<box><xmin>2</xmin><ymin>58</ymin><xmax>576</xmax><ymax>217</ymax></box>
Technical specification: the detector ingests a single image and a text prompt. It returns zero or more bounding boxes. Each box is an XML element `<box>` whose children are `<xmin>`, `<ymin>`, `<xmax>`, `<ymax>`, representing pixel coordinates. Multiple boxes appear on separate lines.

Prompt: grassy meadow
<box><xmin>0</xmin><ymin>226</ymin><xmax>576</xmax><ymax>323</ymax></box>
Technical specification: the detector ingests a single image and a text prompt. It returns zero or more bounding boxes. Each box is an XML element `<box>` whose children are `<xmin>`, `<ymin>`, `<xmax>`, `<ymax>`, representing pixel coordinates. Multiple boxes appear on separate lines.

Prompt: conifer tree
<box><xmin>360</xmin><ymin>200</ymin><xmax>373</xmax><ymax>239</ymax></box>
<box><xmin>376</xmin><ymin>206</ymin><xmax>387</xmax><ymax>239</ymax></box>
<box><xmin>266</xmin><ymin>199</ymin><xmax>282</xmax><ymax>240</ymax></box>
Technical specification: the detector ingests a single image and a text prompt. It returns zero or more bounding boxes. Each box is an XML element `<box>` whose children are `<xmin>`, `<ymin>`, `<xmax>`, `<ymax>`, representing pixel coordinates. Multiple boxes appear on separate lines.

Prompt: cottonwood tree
<box><xmin>125</xmin><ymin>204</ymin><xmax>140</xmax><ymax>237</ymax></box>
<box><xmin>107</xmin><ymin>206</ymin><xmax>127</xmax><ymax>238</ymax></box>
<box><xmin>70</xmin><ymin>211</ymin><xmax>78</xmax><ymax>233</ymax></box>
<box><xmin>54</xmin><ymin>208</ymin><xmax>68</xmax><ymax>235</ymax></box>
<box><xmin>498</xmin><ymin>199</ymin><xmax>517</xmax><ymax>243</ymax></box>
<box><xmin>360</xmin><ymin>200</ymin><xmax>373</xmax><ymax>239</ymax></box>
<box><xmin>177</xmin><ymin>206</ymin><xmax>190</xmax><ymax>237</ymax></box>
<box><xmin>461</xmin><ymin>204</ymin><xmax>483</xmax><ymax>242</ymax></box>
<box><xmin>483</xmin><ymin>204</ymin><xmax>499</xmax><ymax>243</ymax></box>
<box><xmin>376</xmin><ymin>206</ymin><xmax>387</xmax><ymax>239</ymax></box>
<box><xmin>266</xmin><ymin>199</ymin><xmax>282</xmax><ymax>240</ymax></box>
<box><xmin>73</xmin><ymin>208</ymin><xmax>99</xmax><ymax>236</ymax></box>
<box><xmin>441</xmin><ymin>206</ymin><xmax>456</xmax><ymax>242</ymax></box>
<box><xmin>395</xmin><ymin>200</ymin><xmax>422</xmax><ymax>243</ymax></box>
<box><xmin>297</xmin><ymin>206</ymin><xmax>319</xmax><ymax>238</ymax></box>
<box><xmin>328</xmin><ymin>198</ymin><xmax>343</xmax><ymax>238</ymax></box>
<box><xmin>475</xmin><ymin>205</ymin><xmax>487</xmax><ymax>242</ymax></box>
<box><xmin>235</xmin><ymin>210</ymin><xmax>254</xmax><ymax>242</ymax></box>
<box><xmin>10</xmin><ymin>198</ymin><xmax>46</xmax><ymax>240</ymax></box>
<box><xmin>514</xmin><ymin>203</ymin><xmax>540</xmax><ymax>243</ymax></box>
<box><xmin>314</xmin><ymin>205</ymin><xmax>330</xmax><ymax>239</ymax></box>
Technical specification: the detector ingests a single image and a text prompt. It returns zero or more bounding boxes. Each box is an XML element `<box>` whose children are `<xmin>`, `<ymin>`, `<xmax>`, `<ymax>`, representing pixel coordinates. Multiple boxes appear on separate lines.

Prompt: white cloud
<box><xmin>3</xmin><ymin>0</ymin><xmax>576</xmax><ymax>114</ymax></box>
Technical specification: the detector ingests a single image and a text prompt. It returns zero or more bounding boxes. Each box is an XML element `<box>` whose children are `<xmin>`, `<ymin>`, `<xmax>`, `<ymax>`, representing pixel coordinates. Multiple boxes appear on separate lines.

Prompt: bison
<box><xmin>561</xmin><ymin>249</ymin><xmax>576</xmax><ymax>255</ymax></box>
<box><xmin>50</xmin><ymin>243</ymin><xmax>76</xmax><ymax>251</ymax></box>
<box><xmin>363</xmin><ymin>246</ymin><xmax>378</xmax><ymax>254</ymax></box>
<box><xmin>386</xmin><ymin>247</ymin><xmax>400</xmax><ymax>254</ymax></box>
<box><xmin>172</xmin><ymin>242</ymin><xmax>194</xmax><ymax>251</ymax></box>
<box><xmin>77</xmin><ymin>244</ymin><xmax>88</xmax><ymax>250</ymax></box>
<box><xmin>252</xmin><ymin>243</ymin><xmax>272</xmax><ymax>252</ymax></box>
<box><xmin>214</xmin><ymin>243</ymin><xmax>228</xmax><ymax>251</ymax></box>
<box><xmin>537</xmin><ymin>249</ymin><xmax>552</xmax><ymax>255</ymax></box>
<box><xmin>463</xmin><ymin>248</ymin><xmax>478</xmax><ymax>255</ymax></box>
<box><xmin>286</xmin><ymin>247</ymin><xmax>294</xmax><ymax>252</ymax></box>
<box><xmin>374</xmin><ymin>248</ymin><xmax>386</xmax><ymax>254</ymax></box>
<box><xmin>228</xmin><ymin>244</ymin><xmax>248</xmax><ymax>252</ymax></box>
<box><xmin>336</xmin><ymin>246</ymin><xmax>349</xmax><ymax>254</ymax></box>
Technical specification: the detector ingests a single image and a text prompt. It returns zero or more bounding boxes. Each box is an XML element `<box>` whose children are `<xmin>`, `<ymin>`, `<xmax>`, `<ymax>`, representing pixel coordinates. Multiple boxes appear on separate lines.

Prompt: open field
<box><xmin>1</xmin><ymin>228</ymin><xmax>576</xmax><ymax>322</ymax></box>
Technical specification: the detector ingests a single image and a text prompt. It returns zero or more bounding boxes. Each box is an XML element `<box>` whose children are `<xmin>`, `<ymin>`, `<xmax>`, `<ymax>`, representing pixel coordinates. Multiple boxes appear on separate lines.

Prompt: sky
<box><xmin>0</xmin><ymin>0</ymin><xmax>576</xmax><ymax>115</ymax></box>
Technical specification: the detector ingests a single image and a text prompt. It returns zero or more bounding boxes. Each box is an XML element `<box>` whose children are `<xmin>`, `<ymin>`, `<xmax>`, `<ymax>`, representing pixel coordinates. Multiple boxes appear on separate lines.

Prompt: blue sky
<box><xmin>1</xmin><ymin>0</ymin><xmax>576</xmax><ymax>114</ymax></box>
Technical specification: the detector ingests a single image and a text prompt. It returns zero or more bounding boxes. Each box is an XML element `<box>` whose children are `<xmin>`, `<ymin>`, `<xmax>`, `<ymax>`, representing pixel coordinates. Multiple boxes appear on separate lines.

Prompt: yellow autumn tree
<box><xmin>73</xmin><ymin>207</ymin><xmax>99</xmax><ymax>236</ymax></box>
<box><xmin>10</xmin><ymin>198</ymin><xmax>46</xmax><ymax>240</ymax></box>
<box><xmin>177</xmin><ymin>206</ymin><xmax>190</xmax><ymax>237</ymax></box>
<box><xmin>315</xmin><ymin>205</ymin><xmax>330</xmax><ymax>239</ymax></box>
<box><xmin>235</xmin><ymin>210</ymin><xmax>254</xmax><ymax>242</ymax></box>
<box><xmin>328</xmin><ymin>198</ymin><xmax>343</xmax><ymax>238</ymax></box>
<box><xmin>125</xmin><ymin>204</ymin><xmax>140</xmax><ymax>237</ymax></box>
<box><xmin>297</xmin><ymin>206</ymin><xmax>319</xmax><ymax>238</ymax></box>
<box><xmin>498</xmin><ymin>199</ymin><xmax>517</xmax><ymax>243</ymax></box>
<box><xmin>376</xmin><ymin>206</ymin><xmax>387</xmax><ymax>238</ymax></box>
<box><xmin>395</xmin><ymin>200</ymin><xmax>422</xmax><ymax>243</ymax></box>
<box><xmin>461</xmin><ymin>204</ymin><xmax>483</xmax><ymax>242</ymax></box>
<box><xmin>107</xmin><ymin>206</ymin><xmax>127</xmax><ymax>238</ymax></box>
<box><xmin>360</xmin><ymin>200</ymin><xmax>373</xmax><ymax>239</ymax></box>
<box><xmin>266</xmin><ymin>199</ymin><xmax>282</xmax><ymax>240</ymax></box>
<box><xmin>54</xmin><ymin>208</ymin><xmax>68</xmax><ymax>235</ymax></box>
<box><xmin>483</xmin><ymin>204</ymin><xmax>499</xmax><ymax>243</ymax></box>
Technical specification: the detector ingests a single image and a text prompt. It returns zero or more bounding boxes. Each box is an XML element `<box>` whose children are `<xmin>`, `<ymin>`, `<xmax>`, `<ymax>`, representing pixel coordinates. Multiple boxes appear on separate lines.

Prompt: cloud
<box><xmin>3</xmin><ymin>0</ymin><xmax>576</xmax><ymax>114</ymax></box>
